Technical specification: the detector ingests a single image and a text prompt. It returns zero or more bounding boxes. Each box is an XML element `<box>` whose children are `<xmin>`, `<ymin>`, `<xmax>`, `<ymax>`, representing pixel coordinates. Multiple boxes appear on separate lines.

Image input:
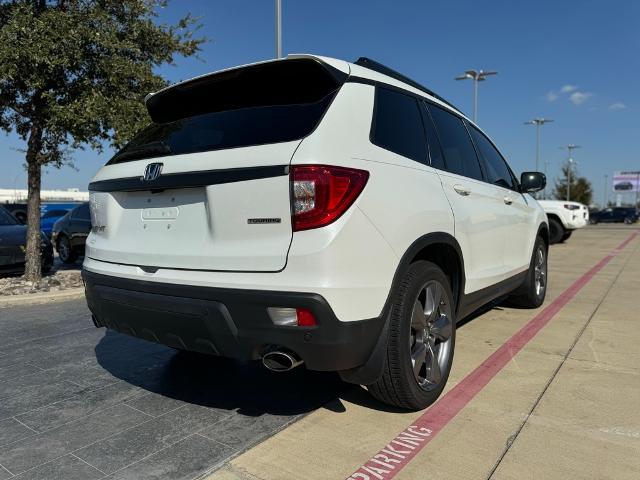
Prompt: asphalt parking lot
<box><xmin>1</xmin><ymin>225</ymin><xmax>639</xmax><ymax>480</ymax></box>
<box><xmin>0</xmin><ymin>303</ymin><xmax>344</xmax><ymax>479</ymax></box>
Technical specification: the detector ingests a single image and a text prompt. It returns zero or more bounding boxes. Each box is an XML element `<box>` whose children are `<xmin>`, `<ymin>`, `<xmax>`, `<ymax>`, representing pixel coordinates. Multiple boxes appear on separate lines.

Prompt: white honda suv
<box><xmin>83</xmin><ymin>55</ymin><xmax>549</xmax><ymax>410</ymax></box>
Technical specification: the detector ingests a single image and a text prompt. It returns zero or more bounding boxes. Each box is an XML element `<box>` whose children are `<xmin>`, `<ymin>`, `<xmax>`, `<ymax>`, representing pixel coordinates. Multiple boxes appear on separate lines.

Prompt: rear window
<box><xmin>72</xmin><ymin>204</ymin><xmax>91</xmax><ymax>221</ymax></box>
<box><xmin>109</xmin><ymin>59</ymin><xmax>346</xmax><ymax>165</ymax></box>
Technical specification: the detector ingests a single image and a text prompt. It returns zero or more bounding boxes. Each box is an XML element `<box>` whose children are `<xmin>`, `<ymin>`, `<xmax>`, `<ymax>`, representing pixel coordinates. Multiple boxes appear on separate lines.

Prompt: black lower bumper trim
<box><xmin>82</xmin><ymin>270</ymin><xmax>384</xmax><ymax>372</ymax></box>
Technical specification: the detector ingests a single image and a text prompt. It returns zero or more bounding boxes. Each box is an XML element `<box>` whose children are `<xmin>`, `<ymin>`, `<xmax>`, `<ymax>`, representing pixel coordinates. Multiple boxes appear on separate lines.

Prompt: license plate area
<box><xmin>141</xmin><ymin>206</ymin><xmax>179</xmax><ymax>221</ymax></box>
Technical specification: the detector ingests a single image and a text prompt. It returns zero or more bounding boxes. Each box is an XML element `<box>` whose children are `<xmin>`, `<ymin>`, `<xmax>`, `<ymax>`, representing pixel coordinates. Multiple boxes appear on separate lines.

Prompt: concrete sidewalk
<box><xmin>207</xmin><ymin>226</ymin><xmax>640</xmax><ymax>480</ymax></box>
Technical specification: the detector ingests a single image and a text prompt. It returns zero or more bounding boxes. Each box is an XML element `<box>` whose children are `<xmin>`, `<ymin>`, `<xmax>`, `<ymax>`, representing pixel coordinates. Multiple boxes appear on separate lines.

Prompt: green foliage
<box><xmin>0</xmin><ymin>0</ymin><xmax>204</xmax><ymax>281</ymax></box>
<box><xmin>0</xmin><ymin>0</ymin><xmax>204</xmax><ymax>165</ymax></box>
<box><xmin>553</xmin><ymin>165</ymin><xmax>593</xmax><ymax>205</ymax></box>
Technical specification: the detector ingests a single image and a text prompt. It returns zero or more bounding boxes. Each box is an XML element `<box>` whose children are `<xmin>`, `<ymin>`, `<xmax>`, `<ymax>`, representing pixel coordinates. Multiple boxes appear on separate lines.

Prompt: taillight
<box><xmin>267</xmin><ymin>307</ymin><xmax>317</xmax><ymax>327</ymax></box>
<box><xmin>290</xmin><ymin>165</ymin><xmax>369</xmax><ymax>231</ymax></box>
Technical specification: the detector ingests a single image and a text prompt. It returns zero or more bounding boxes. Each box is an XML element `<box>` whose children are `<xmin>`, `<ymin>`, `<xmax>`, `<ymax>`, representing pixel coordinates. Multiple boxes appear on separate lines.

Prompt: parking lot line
<box><xmin>347</xmin><ymin>232</ymin><xmax>638</xmax><ymax>480</ymax></box>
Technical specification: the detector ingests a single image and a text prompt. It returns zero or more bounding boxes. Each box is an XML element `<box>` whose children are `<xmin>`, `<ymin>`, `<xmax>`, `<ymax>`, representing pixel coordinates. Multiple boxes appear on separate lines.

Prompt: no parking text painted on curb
<box><xmin>347</xmin><ymin>232</ymin><xmax>639</xmax><ymax>480</ymax></box>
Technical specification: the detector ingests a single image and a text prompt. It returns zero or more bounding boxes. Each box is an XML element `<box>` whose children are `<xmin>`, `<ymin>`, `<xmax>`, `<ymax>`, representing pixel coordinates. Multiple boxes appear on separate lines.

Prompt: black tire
<box><xmin>548</xmin><ymin>218</ymin><xmax>564</xmax><ymax>244</ymax></box>
<box><xmin>560</xmin><ymin>230</ymin><xmax>573</xmax><ymax>242</ymax></box>
<box><xmin>507</xmin><ymin>236</ymin><xmax>548</xmax><ymax>308</ymax></box>
<box><xmin>57</xmin><ymin>235</ymin><xmax>77</xmax><ymax>264</ymax></box>
<box><xmin>367</xmin><ymin>261</ymin><xmax>456</xmax><ymax>411</ymax></box>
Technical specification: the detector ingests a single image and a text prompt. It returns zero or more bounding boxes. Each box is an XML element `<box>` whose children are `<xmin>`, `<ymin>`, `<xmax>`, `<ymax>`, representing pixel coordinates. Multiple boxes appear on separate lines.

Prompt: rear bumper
<box><xmin>82</xmin><ymin>269</ymin><xmax>385</xmax><ymax>372</ymax></box>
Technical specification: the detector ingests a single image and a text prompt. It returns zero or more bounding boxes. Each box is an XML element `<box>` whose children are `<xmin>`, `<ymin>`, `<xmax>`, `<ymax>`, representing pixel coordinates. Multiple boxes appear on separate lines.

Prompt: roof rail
<box><xmin>354</xmin><ymin>57</ymin><xmax>463</xmax><ymax>115</ymax></box>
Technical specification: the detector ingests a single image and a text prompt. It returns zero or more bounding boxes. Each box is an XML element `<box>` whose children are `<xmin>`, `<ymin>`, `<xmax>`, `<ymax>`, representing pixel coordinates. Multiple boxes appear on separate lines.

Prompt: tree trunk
<box><xmin>23</xmin><ymin>126</ymin><xmax>44</xmax><ymax>283</ymax></box>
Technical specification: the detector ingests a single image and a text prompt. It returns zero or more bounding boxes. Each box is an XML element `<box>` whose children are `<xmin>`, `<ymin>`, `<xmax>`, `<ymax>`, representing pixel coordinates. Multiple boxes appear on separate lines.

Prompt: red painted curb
<box><xmin>347</xmin><ymin>232</ymin><xmax>638</xmax><ymax>480</ymax></box>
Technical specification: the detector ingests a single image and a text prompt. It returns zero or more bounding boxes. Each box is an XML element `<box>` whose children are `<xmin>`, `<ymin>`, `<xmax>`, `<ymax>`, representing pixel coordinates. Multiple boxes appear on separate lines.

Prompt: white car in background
<box><xmin>538</xmin><ymin>200</ymin><xmax>589</xmax><ymax>244</ymax></box>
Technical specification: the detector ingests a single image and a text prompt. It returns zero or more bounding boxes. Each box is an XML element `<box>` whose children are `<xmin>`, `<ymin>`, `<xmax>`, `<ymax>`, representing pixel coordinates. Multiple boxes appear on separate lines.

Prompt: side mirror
<box><xmin>520</xmin><ymin>172</ymin><xmax>546</xmax><ymax>193</ymax></box>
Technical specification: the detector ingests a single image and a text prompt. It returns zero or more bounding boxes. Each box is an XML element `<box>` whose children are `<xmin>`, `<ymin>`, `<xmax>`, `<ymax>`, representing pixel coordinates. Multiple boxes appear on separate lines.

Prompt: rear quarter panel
<box><xmin>293</xmin><ymin>82</ymin><xmax>455</xmax><ymax>271</ymax></box>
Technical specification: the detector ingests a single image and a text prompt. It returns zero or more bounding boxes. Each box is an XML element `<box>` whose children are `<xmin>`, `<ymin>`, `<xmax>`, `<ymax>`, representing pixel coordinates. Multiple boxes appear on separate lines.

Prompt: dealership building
<box><xmin>0</xmin><ymin>188</ymin><xmax>89</xmax><ymax>204</ymax></box>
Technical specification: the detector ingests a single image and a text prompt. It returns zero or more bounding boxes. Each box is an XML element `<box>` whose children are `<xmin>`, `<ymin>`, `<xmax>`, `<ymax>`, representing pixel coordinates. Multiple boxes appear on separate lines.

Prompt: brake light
<box><xmin>291</xmin><ymin>165</ymin><xmax>369</xmax><ymax>231</ymax></box>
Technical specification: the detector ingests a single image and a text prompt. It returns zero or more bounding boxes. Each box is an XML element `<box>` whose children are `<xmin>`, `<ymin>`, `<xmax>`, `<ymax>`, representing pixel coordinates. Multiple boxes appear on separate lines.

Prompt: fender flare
<box><xmin>537</xmin><ymin>221</ymin><xmax>550</xmax><ymax>246</ymax></box>
<box><xmin>339</xmin><ymin>232</ymin><xmax>465</xmax><ymax>385</ymax></box>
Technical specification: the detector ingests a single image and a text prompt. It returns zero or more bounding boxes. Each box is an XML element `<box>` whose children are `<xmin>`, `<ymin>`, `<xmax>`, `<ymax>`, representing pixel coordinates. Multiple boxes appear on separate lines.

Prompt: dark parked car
<box><xmin>40</xmin><ymin>208</ymin><xmax>73</xmax><ymax>237</ymax></box>
<box><xmin>3</xmin><ymin>202</ymin><xmax>79</xmax><ymax>235</ymax></box>
<box><xmin>590</xmin><ymin>207</ymin><xmax>639</xmax><ymax>224</ymax></box>
<box><xmin>3</xmin><ymin>203</ymin><xmax>28</xmax><ymax>223</ymax></box>
<box><xmin>614</xmin><ymin>182</ymin><xmax>634</xmax><ymax>191</ymax></box>
<box><xmin>51</xmin><ymin>203</ymin><xmax>91</xmax><ymax>263</ymax></box>
<box><xmin>0</xmin><ymin>206</ymin><xmax>53</xmax><ymax>275</ymax></box>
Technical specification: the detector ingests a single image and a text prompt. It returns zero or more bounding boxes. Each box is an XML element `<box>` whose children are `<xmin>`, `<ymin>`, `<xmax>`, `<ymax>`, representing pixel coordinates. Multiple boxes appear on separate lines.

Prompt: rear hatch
<box><xmin>88</xmin><ymin>58</ymin><xmax>347</xmax><ymax>272</ymax></box>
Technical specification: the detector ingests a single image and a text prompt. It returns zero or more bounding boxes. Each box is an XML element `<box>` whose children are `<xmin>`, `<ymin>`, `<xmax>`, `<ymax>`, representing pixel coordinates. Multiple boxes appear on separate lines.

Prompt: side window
<box><xmin>419</xmin><ymin>101</ymin><xmax>446</xmax><ymax>170</ymax></box>
<box><xmin>468</xmin><ymin>126</ymin><xmax>516</xmax><ymax>190</ymax></box>
<box><xmin>427</xmin><ymin>104</ymin><xmax>484</xmax><ymax>181</ymax></box>
<box><xmin>371</xmin><ymin>87</ymin><xmax>428</xmax><ymax>164</ymax></box>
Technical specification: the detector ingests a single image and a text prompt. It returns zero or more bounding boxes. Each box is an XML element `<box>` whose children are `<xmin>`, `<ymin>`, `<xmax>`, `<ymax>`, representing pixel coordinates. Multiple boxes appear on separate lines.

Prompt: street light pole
<box><xmin>275</xmin><ymin>0</ymin><xmax>282</xmax><ymax>59</ymax></box>
<box><xmin>559</xmin><ymin>144</ymin><xmax>581</xmax><ymax>201</ymax></box>
<box><xmin>525</xmin><ymin>118</ymin><xmax>553</xmax><ymax>198</ymax></box>
<box><xmin>603</xmin><ymin>174</ymin><xmax>608</xmax><ymax>207</ymax></box>
<box><xmin>455</xmin><ymin>69</ymin><xmax>497</xmax><ymax>123</ymax></box>
<box><xmin>525</xmin><ymin>118</ymin><xmax>553</xmax><ymax>172</ymax></box>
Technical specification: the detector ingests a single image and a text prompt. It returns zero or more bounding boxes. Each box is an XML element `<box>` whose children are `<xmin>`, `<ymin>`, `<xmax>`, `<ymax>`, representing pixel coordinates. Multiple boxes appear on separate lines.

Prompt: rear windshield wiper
<box><xmin>110</xmin><ymin>141</ymin><xmax>172</xmax><ymax>164</ymax></box>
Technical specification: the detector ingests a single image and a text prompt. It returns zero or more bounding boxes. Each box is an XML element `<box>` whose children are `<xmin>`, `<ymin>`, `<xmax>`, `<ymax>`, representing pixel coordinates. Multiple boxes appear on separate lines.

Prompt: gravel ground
<box><xmin>0</xmin><ymin>257</ymin><xmax>83</xmax><ymax>296</ymax></box>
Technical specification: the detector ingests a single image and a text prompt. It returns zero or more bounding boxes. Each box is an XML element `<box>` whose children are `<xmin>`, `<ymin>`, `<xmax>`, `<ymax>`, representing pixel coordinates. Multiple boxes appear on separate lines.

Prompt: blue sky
<box><xmin>2</xmin><ymin>0</ymin><xmax>638</xmax><ymax>205</ymax></box>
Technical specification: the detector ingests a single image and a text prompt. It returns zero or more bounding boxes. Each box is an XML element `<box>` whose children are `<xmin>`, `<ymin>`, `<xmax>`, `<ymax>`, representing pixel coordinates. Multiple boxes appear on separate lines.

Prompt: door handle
<box><xmin>453</xmin><ymin>185</ymin><xmax>471</xmax><ymax>196</ymax></box>
<box><xmin>504</xmin><ymin>196</ymin><xmax>513</xmax><ymax>205</ymax></box>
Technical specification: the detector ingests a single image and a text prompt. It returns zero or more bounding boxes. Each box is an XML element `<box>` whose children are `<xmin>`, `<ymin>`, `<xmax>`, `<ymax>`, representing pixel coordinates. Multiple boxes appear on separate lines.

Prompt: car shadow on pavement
<box><xmin>94</xmin><ymin>329</ymin><xmax>348</xmax><ymax>418</ymax></box>
<box><xmin>93</xmin><ymin>300</ymin><xmax>513</xmax><ymax>419</ymax></box>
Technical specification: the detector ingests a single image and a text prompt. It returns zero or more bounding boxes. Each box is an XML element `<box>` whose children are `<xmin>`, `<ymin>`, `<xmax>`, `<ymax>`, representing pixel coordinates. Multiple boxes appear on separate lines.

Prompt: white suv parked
<box><xmin>83</xmin><ymin>55</ymin><xmax>549</xmax><ymax>410</ymax></box>
<box><xmin>538</xmin><ymin>200</ymin><xmax>588</xmax><ymax>244</ymax></box>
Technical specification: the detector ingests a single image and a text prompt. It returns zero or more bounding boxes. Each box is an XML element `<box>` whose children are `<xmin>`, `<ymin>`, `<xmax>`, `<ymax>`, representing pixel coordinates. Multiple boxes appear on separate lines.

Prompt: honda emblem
<box><xmin>142</xmin><ymin>163</ymin><xmax>163</xmax><ymax>182</ymax></box>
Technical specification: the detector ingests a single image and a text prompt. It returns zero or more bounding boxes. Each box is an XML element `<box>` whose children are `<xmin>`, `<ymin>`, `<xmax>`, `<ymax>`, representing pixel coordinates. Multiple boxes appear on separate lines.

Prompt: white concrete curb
<box><xmin>0</xmin><ymin>287</ymin><xmax>85</xmax><ymax>308</ymax></box>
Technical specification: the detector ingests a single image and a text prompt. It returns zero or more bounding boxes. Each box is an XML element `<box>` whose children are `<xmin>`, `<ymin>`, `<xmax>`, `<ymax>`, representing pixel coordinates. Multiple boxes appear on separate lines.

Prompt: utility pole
<box><xmin>559</xmin><ymin>144</ymin><xmax>581</xmax><ymax>201</ymax></box>
<box><xmin>455</xmin><ymin>69</ymin><xmax>497</xmax><ymax>123</ymax></box>
<box><xmin>525</xmin><ymin>118</ymin><xmax>553</xmax><ymax>198</ymax></box>
<box><xmin>603</xmin><ymin>174</ymin><xmax>608</xmax><ymax>207</ymax></box>
<box><xmin>275</xmin><ymin>0</ymin><xmax>282</xmax><ymax>59</ymax></box>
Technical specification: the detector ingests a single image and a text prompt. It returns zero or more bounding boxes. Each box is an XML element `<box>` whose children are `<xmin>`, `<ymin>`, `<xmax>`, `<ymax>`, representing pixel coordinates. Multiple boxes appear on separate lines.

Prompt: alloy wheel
<box><xmin>58</xmin><ymin>238</ymin><xmax>70</xmax><ymax>262</ymax></box>
<box><xmin>409</xmin><ymin>281</ymin><xmax>453</xmax><ymax>391</ymax></box>
<box><xmin>534</xmin><ymin>246</ymin><xmax>547</xmax><ymax>296</ymax></box>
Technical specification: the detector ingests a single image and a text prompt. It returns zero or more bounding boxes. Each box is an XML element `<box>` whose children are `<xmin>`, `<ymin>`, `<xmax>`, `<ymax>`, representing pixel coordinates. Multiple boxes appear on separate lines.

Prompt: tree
<box><xmin>0</xmin><ymin>0</ymin><xmax>204</xmax><ymax>282</ymax></box>
<box><xmin>553</xmin><ymin>165</ymin><xmax>593</xmax><ymax>205</ymax></box>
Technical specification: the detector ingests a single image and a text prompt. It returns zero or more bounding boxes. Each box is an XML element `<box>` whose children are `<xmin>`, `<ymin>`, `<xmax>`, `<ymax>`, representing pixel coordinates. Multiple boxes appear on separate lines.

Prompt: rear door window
<box><xmin>371</xmin><ymin>87</ymin><xmax>428</xmax><ymax>164</ymax></box>
<box><xmin>109</xmin><ymin>59</ymin><xmax>345</xmax><ymax>164</ymax></box>
<box><xmin>468</xmin><ymin>125</ymin><xmax>517</xmax><ymax>190</ymax></box>
<box><xmin>427</xmin><ymin>104</ymin><xmax>484</xmax><ymax>181</ymax></box>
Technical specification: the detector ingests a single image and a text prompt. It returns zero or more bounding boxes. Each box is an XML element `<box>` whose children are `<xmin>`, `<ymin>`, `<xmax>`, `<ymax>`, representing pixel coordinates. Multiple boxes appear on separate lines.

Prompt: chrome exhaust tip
<box><xmin>262</xmin><ymin>350</ymin><xmax>303</xmax><ymax>372</ymax></box>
